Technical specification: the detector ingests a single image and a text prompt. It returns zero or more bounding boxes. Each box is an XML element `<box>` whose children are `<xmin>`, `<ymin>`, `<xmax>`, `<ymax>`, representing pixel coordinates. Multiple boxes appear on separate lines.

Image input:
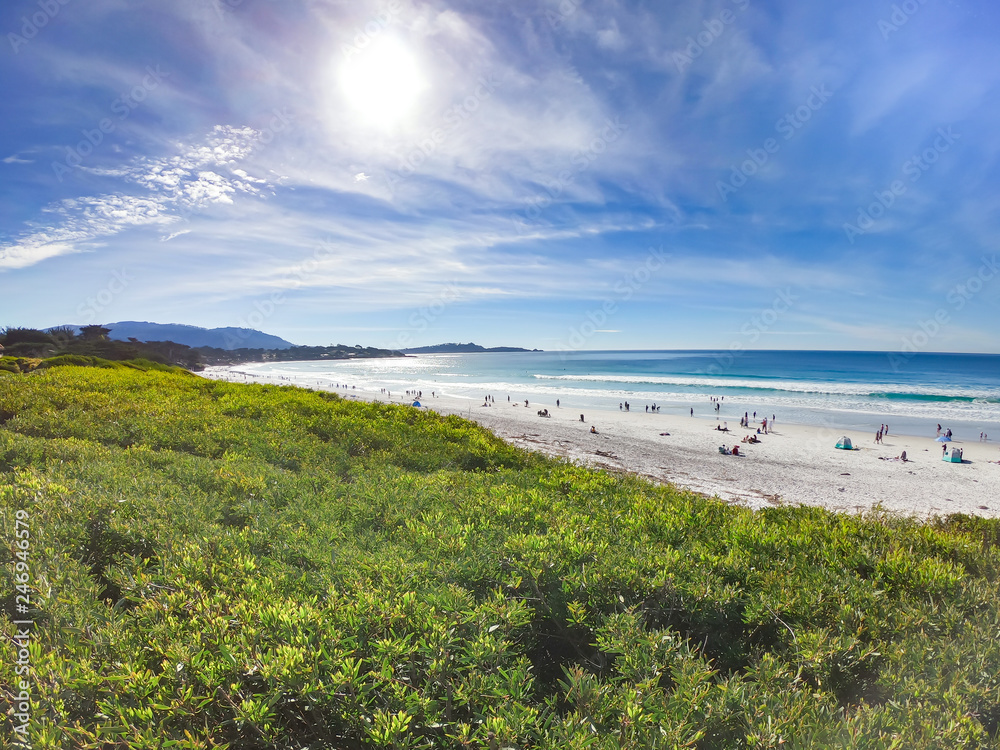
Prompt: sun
<box><xmin>339</xmin><ymin>37</ymin><xmax>427</xmax><ymax>129</ymax></box>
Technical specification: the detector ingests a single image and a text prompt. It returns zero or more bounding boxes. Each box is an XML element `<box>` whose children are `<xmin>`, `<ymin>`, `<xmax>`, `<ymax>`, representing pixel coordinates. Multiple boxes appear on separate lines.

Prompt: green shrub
<box><xmin>1</xmin><ymin>366</ymin><xmax>999</xmax><ymax>748</ymax></box>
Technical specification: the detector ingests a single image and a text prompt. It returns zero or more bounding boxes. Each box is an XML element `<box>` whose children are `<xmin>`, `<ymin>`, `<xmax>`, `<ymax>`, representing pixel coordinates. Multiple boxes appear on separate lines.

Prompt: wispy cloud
<box><xmin>1</xmin><ymin>126</ymin><xmax>271</xmax><ymax>271</ymax></box>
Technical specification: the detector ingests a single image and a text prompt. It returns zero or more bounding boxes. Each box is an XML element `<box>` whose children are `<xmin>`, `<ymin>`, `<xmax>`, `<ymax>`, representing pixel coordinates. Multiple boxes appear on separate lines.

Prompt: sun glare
<box><xmin>339</xmin><ymin>37</ymin><xmax>427</xmax><ymax>129</ymax></box>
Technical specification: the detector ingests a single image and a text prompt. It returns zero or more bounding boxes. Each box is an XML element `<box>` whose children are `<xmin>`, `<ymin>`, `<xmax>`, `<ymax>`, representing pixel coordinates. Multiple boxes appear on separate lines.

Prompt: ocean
<box><xmin>227</xmin><ymin>350</ymin><xmax>1000</xmax><ymax>440</ymax></box>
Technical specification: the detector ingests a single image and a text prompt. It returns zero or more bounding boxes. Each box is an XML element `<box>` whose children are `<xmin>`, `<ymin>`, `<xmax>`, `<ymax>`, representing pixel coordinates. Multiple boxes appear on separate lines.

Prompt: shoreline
<box><xmin>201</xmin><ymin>366</ymin><xmax>1000</xmax><ymax>519</ymax></box>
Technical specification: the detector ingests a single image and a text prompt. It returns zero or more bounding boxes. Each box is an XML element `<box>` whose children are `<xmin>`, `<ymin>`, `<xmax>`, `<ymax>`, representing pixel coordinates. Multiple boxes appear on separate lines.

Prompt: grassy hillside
<box><xmin>1</xmin><ymin>365</ymin><xmax>999</xmax><ymax>749</ymax></box>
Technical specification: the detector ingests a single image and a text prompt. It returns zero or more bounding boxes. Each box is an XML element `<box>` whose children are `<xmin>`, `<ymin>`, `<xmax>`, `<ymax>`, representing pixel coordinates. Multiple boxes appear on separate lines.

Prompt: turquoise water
<box><xmin>235</xmin><ymin>350</ymin><xmax>1000</xmax><ymax>440</ymax></box>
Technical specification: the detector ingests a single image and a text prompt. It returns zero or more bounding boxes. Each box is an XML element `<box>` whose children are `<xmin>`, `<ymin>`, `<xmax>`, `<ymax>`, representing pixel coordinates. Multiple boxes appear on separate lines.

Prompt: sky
<box><xmin>1</xmin><ymin>0</ymin><xmax>999</xmax><ymax>352</ymax></box>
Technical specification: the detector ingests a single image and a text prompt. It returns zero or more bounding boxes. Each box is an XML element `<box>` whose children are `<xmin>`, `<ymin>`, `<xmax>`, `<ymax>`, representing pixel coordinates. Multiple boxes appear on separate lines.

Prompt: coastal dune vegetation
<box><xmin>2</xmin><ymin>362</ymin><xmax>1000</xmax><ymax>748</ymax></box>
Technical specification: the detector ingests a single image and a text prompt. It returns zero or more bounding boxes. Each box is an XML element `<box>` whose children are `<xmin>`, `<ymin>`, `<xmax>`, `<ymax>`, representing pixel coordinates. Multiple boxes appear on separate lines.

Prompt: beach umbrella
<box><xmin>936</xmin><ymin>435</ymin><xmax>951</xmax><ymax>442</ymax></box>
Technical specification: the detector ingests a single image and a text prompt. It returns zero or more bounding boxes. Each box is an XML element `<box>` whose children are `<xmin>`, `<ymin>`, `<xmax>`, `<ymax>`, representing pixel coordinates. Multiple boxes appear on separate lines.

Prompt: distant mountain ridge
<box><xmin>401</xmin><ymin>342</ymin><xmax>540</xmax><ymax>354</ymax></box>
<box><xmin>54</xmin><ymin>322</ymin><xmax>297</xmax><ymax>351</ymax></box>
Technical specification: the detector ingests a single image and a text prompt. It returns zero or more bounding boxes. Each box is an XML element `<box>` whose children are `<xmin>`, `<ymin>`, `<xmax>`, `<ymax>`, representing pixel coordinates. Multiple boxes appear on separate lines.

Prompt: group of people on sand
<box><xmin>874</xmin><ymin>424</ymin><xmax>890</xmax><ymax>443</ymax></box>
<box><xmin>739</xmin><ymin>412</ymin><xmax>773</xmax><ymax>431</ymax></box>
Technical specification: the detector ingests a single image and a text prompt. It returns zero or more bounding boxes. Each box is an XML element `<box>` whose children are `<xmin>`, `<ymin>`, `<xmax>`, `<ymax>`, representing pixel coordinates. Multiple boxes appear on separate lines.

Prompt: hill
<box><xmin>1</xmin><ymin>365</ymin><xmax>999</xmax><ymax>748</ymax></box>
<box><xmin>54</xmin><ymin>321</ymin><xmax>297</xmax><ymax>350</ymax></box>
<box><xmin>401</xmin><ymin>342</ymin><xmax>540</xmax><ymax>354</ymax></box>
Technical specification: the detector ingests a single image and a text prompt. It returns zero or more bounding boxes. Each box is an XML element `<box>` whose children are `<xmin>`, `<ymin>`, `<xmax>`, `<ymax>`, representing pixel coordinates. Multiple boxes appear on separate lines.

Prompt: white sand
<box><xmin>201</xmin><ymin>367</ymin><xmax>1000</xmax><ymax>520</ymax></box>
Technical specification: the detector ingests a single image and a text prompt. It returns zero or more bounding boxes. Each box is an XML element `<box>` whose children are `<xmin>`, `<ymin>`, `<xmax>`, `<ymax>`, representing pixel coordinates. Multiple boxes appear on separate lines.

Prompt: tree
<box><xmin>80</xmin><ymin>325</ymin><xmax>112</xmax><ymax>341</ymax></box>
<box><xmin>0</xmin><ymin>327</ymin><xmax>56</xmax><ymax>346</ymax></box>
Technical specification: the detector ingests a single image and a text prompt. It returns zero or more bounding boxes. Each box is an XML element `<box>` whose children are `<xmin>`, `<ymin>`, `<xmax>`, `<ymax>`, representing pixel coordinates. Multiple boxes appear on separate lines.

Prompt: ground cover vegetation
<box><xmin>1</xmin><ymin>362</ymin><xmax>999</xmax><ymax>748</ymax></box>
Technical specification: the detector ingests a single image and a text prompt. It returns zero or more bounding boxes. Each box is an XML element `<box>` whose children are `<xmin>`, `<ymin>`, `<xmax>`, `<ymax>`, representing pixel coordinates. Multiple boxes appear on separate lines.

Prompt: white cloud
<box><xmin>1</xmin><ymin>126</ymin><xmax>272</xmax><ymax>271</ymax></box>
<box><xmin>0</xmin><ymin>241</ymin><xmax>82</xmax><ymax>270</ymax></box>
<box><xmin>596</xmin><ymin>20</ymin><xmax>626</xmax><ymax>51</ymax></box>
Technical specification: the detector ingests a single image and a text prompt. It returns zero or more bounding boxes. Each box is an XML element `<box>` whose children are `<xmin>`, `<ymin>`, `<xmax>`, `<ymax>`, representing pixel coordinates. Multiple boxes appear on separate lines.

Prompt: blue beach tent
<box><xmin>943</xmin><ymin>447</ymin><xmax>963</xmax><ymax>463</ymax></box>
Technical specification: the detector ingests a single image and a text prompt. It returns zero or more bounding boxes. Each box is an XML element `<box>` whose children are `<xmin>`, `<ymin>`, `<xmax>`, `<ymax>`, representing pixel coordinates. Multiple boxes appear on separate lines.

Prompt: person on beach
<box><xmin>556</xmin><ymin>399</ymin><xmax>560</xmax><ymax>407</ymax></box>
<box><xmin>690</xmin><ymin>408</ymin><xmax>694</xmax><ymax>417</ymax></box>
<box><xmin>937</xmin><ymin>424</ymin><xmax>941</xmax><ymax>436</ymax></box>
<box><xmin>619</xmin><ymin>403</ymin><xmax>623</xmax><ymax>410</ymax></box>
<box><xmin>590</xmin><ymin>425</ymin><xmax>598</xmax><ymax>434</ymax></box>
<box><xmin>580</xmin><ymin>414</ymin><xmax>585</xmax><ymax>422</ymax></box>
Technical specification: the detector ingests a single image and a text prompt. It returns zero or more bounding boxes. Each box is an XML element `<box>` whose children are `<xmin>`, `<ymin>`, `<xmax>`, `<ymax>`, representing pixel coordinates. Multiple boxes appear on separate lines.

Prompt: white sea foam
<box><xmin>531</xmin><ymin>373</ymin><xmax>1000</xmax><ymax>400</ymax></box>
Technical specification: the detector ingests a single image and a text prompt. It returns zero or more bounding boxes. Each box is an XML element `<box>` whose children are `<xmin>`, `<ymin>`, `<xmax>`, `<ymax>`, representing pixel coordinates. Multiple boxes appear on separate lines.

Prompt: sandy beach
<box><xmin>202</xmin><ymin>366</ymin><xmax>1000</xmax><ymax>520</ymax></box>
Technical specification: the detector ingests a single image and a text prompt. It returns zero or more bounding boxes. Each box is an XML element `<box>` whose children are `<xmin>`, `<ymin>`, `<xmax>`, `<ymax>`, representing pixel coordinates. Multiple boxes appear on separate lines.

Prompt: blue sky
<box><xmin>1</xmin><ymin>0</ymin><xmax>999</xmax><ymax>352</ymax></box>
